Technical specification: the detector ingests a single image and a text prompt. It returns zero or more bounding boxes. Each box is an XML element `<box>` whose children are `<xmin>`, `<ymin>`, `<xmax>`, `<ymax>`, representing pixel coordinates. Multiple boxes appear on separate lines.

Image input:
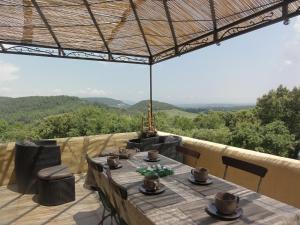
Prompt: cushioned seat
<box><xmin>15</xmin><ymin>140</ymin><xmax>61</xmax><ymax>194</ymax></box>
<box><xmin>37</xmin><ymin>165</ymin><xmax>75</xmax><ymax>206</ymax></box>
<box><xmin>38</xmin><ymin>165</ymin><xmax>72</xmax><ymax>180</ymax></box>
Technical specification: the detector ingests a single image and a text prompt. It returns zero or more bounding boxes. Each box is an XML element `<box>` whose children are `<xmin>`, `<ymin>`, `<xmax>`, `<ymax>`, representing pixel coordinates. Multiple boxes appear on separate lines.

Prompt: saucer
<box><xmin>139</xmin><ymin>184</ymin><xmax>166</xmax><ymax>195</ymax></box>
<box><xmin>104</xmin><ymin>163</ymin><xmax>123</xmax><ymax>170</ymax></box>
<box><xmin>205</xmin><ymin>202</ymin><xmax>243</xmax><ymax>220</ymax></box>
<box><xmin>119</xmin><ymin>153</ymin><xmax>130</xmax><ymax>159</ymax></box>
<box><xmin>188</xmin><ymin>175</ymin><xmax>213</xmax><ymax>185</ymax></box>
<box><xmin>143</xmin><ymin>156</ymin><xmax>161</xmax><ymax>162</ymax></box>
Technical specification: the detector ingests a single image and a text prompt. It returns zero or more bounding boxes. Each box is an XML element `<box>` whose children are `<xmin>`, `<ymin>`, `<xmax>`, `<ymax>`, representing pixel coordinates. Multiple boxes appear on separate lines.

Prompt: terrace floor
<box><xmin>0</xmin><ymin>174</ymin><xmax>115</xmax><ymax>225</ymax></box>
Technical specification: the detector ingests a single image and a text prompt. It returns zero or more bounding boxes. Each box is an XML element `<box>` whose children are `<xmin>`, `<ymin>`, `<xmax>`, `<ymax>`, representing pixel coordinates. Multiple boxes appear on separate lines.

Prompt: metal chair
<box><xmin>176</xmin><ymin>145</ymin><xmax>201</xmax><ymax>164</ymax></box>
<box><xmin>105</xmin><ymin>168</ymin><xmax>128</xmax><ymax>225</ymax></box>
<box><xmin>222</xmin><ymin>156</ymin><xmax>268</xmax><ymax>192</ymax></box>
<box><xmin>86</xmin><ymin>154</ymin><xmax>118</xmax><ymax>225</ymax></box>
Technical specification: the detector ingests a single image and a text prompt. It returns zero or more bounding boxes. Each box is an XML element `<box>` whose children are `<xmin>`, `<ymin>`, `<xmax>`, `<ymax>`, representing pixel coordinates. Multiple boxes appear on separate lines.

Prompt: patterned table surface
<box><xmin>90</xmin><ymin>152</ymin><xmax>300</xmax><ymax>225</ymax></box>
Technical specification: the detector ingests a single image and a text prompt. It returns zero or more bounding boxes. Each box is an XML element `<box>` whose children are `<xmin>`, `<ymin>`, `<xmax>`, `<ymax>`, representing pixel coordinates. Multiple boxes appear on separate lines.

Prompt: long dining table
<box><xmin>87</xmin><ymin>151</ymin><xmax>300</xmax><ymax>225</ymax></box>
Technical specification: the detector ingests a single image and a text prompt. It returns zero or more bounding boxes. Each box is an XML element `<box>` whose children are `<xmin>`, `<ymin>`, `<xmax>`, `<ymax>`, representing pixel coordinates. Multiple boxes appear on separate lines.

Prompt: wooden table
<box><xmin>88</xmin><ymin>152</ymin><xmax>300</xmax><ymax>225</ymax></box>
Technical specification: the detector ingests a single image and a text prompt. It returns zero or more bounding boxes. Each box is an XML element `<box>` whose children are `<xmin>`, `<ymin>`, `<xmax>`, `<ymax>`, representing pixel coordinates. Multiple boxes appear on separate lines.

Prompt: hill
<box><xmin>82</xmin><ymin>97</ymin><xmax>129</xmax><ymax>108</ymax></box>
<box><xmin>128</xmin><ymin>100</ymin><xmax>179</xmax><ymax>112</ymax></box>
<box><xmin>158</xmin><ymin>109</ymin><xmax>198</xmax><ymax>118</ymax></box>
<box><xmin>0</xmin><ymin>96</ymin><xmax>90</xmax><ymax>124</ymax></box>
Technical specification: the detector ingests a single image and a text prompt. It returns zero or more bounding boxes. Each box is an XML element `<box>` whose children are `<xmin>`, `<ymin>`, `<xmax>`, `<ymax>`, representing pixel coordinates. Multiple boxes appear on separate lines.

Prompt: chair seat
<box><xmin>38</xmin><ymin>165</ymin><xmax>73</xmax><ymax>180</ymax></box>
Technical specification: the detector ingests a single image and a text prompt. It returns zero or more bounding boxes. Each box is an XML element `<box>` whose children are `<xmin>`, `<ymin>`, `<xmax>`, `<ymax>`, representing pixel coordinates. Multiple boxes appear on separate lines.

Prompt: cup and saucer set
<box><xmin>144</xmin><ymin>150</ymin><xmax>160</xmax><ymax>162</ymax></box>
<box><xmin>139</xmin><ymin>173</ymin><xmax>166</xmax><ymax>195</ymax></box>
<box><xmin>206</xmin><ymin>192</ymin><xmax>243</xmax><ymax>220</ymax></box>
<box><xmin>188</xmin><ymin>167</ymin><xmax>213</xmax><ymax>185</ymax></box>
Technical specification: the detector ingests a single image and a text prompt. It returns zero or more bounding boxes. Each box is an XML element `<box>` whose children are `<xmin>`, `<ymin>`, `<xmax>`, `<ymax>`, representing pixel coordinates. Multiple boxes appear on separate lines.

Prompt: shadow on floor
<box><xmin>73</xmin><ymin>208</ymin><xmax>118</xmax><ymax>225</ymax></box>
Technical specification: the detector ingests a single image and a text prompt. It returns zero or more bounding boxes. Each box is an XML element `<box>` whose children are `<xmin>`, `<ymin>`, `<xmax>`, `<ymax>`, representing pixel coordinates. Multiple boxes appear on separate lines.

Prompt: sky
<box><xmin>0</xmin><ymin>17</ymin><xmax>300</xmax><ymax>105</ymax></box>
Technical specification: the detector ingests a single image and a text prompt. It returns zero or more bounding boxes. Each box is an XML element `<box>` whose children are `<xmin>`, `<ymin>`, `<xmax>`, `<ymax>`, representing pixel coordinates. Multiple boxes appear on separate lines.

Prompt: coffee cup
<box><xmin>119</xmin><ymin>148</ymin><xmax>130</xmax><ymax>159</ymax></box>
<box><xmin>107</xmin><ymin>155</ymin><xmax>120</xmax><ymax>168</ymax></box>
<box><xmin>191</xmin><ymin>167</ymin><xmax>208</xmax><ymax>182</ymax></box>
<box><xmin>143</xmin><ymin>174</ymin><xmax>160</xmax><ymax>192</ymax></box>
<box><xmin>215</xmin><ymin>192</ymin><xmax>239</xmax><ymax>215</ymax></box>
<box><xmin>148</xmin><ymin>150</ymin><xmax>159</xmax><ymax>160</ymax></box>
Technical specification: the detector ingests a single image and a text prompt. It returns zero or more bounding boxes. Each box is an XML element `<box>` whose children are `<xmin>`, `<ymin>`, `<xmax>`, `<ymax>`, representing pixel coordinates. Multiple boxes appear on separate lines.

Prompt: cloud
<box><xmin>294</xmin><ymin>17</ymin><xmax>300</xmax><ymax>38</ymax></box>
<box><xmin>279</xmin><ymin>18</ymin><xmax>300</xmax><ymax>70</ymax></box>
<box><xmin>0</xmin><ymin>87</ymin><xmax>14</xmax><ymax>97</ymax></box>
<box><xmin>0</xmin><ymin>61</ymin><xmax>19</xmax><ymax>82</ymax></box>
<box><xmin>52</xmin><ymin>88</ymin><xmax>62</xmax><ymax>94</ymax></box>
<box><xmin>0</xmin><ymin>87</ymin><xmax>11</xmax><ymax>94</ymax></box>
<box><xmin>78</xmin><ymin>88</ymin><xmax>107</xmax><ymax>97</ymax></box>
<box><xmin>284</xmin><ymin>59</ymin><xmax>293</xmax><ymax>65</ymax></box>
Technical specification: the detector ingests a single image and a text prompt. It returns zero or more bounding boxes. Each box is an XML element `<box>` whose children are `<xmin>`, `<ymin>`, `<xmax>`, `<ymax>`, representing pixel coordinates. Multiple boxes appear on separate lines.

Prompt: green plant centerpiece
<box><xmin>136</xmin><ymin>164</ymin><xmax>174</xmax><ymax>177</ymax></box>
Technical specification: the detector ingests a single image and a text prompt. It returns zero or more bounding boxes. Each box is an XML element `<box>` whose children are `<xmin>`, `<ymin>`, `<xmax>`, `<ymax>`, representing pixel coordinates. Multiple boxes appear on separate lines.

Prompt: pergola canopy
<box><xmin>0</xmin><ymin>0</ymin><xmax>299</xmax><ymax>64</ymax></box>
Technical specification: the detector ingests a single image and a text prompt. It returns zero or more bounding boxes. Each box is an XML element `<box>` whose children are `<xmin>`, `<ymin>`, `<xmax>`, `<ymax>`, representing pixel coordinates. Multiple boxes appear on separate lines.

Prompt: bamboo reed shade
<box><xmin>0</xmin><ymin>0</ymin><xmax>299</xmax><ymax>64</ymax></box>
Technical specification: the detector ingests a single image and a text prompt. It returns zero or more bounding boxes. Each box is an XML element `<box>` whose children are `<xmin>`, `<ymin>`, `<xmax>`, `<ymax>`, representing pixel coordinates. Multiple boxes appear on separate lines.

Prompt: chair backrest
<box><xmin>176</xmin><ymin>145</ymin><xmax>201</xmax><ymax>159</ymax></box>
<box><xmin>34</xmin><ymin>139</ymin><xmax>57</xmax><ymax>146</ymax></box>
<box><xmin>86</xmin><ymin>154</ymin><xmax>104</xmax><ymax>172</ymax></box>
<box><xmin>222</xmin><ymin>156</ymin><xmax>268</xmax><ymax>192</ymax></box>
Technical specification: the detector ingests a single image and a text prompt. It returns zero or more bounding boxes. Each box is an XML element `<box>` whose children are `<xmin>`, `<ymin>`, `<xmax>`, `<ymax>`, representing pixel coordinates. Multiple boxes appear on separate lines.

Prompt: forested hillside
<box><xmin>0</xmin><ymin>96</ymin><xmax>89</xmax><ymax>124</ymax></box>
<box><xmin>82</xmin><ymin>97</ymin><xmax>129</xmax><ymax>108</ymax></box>
<box><xmin>128</xmin><ymin>100</ymin><xmax>179</xmax><ymax>112</ymax></box>
<box><xmin>0</xmin><ymin>85</ymin><xmax>299</xmax><ymax>159</ymax></box>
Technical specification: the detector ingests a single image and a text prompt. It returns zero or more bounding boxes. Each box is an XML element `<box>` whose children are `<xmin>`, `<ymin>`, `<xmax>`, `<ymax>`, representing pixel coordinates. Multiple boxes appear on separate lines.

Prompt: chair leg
<box><xmin>98</xmin><ymin>209</ymin><xmax>111</xmax><ymax>225</ymax></box>
<box><xmin>223</xmin><ymin>165</ymin><xmax>228</xmax><ymax>179</ymax></box>
<box><xmin>112</xmin><ymin>214</ymin><xmax>120</xmax><ymax>225</ymax></box>
<box><xmin>257</xmin><ymin>177</ymin><xmax>263</xmax><ymax>193</ymax></box>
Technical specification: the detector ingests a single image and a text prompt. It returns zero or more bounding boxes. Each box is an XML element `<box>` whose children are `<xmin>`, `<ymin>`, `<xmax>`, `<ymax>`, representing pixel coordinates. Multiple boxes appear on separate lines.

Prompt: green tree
<box><xmin>260</xmin><ymin>121</ymin><xmax>295</xmax><ymax>157</ymax></box>
<box><xmin>155</xmin><ymin>112</ymin><xmax>172</xmax><ymax>131</ymax></box>
<box><xmin>172</xmin><ymin>116</ymin><xmax>195</xmax><ymax>131</ymax></box>
<box><xmin>231</xmin><ymin>121</ymin><xmax>263</xmax><ymax>150</ymax></box>
<box><xmin>194</xmin><ymin>112</ymin><xmax>225</xmax><ymax>129</ymax></box>
<box><xmin>0</xmin><ymin>119</ymin><xmax>8</xmax><ymax>141</ymax></box>
<box><xmin>223</xmin><ymin>109</ymin><xmax>258</xmax><ymax>131</ymax></box>
<box><xmin>256</xmin><ymin>85</ymin><xmax>300</xmax><ymax>158</ymax></box>
<box><xmin>256</xmin><ymin>85</ymin><xmax>292</xmax><ymax>124</ymax></box>
<box><xmin>191</xmin><ymin>127</ymin><xmax>232</xmax><ymax>144</ymax></box>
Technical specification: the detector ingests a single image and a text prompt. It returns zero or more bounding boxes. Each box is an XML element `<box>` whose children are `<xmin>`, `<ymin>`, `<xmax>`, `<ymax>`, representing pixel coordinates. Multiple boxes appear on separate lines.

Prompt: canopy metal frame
<box><xmin>0</xmin><ymin>0</ymin><xmax>299</xmax><ymax>65</ymax></box>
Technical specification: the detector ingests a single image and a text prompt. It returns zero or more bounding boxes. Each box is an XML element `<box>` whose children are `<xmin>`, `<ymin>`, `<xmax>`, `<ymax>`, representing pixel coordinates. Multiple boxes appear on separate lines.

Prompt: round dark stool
<box><xmin>37</xmin><ymin>165</ymin><xmax>75</xmax><ymax>206</ymax></box>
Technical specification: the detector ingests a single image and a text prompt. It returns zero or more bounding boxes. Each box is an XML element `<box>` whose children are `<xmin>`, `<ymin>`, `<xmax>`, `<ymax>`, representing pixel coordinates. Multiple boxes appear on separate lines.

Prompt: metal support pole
<box><xmin>149</xmin><ymin>64</ymin><xmax>153</xmax><ymax>128</ymax></box>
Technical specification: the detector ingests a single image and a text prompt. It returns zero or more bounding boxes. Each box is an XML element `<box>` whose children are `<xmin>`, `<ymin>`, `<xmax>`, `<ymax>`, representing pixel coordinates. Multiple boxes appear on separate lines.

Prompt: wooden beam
<box><xmin>22</xmin><ymin>0</ymin><xmax>33</xmax><ymax>43</ymax></box>
<box><xmin>163</xmin><ymin>0</ymin><xmax>178</xmax><ymax>53</ymax></box>
<box><xmin>128</xmin><ymin>0</ymin><xmax>152</xmax><ymax>60</ymax></box>
<box><xmin>82</xmin><ymin>0</ymin><xmax>112</xmax><ymax>59</ymax></box>
<box><xmin>30</xmin><ymin>0</ymin><xmax>64</xmax><ymax>56</ymax></box>
<box><xmin>209</xmin><ymin>0</ymin><xmax>219</xmax><ymax>45</ymax></box>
